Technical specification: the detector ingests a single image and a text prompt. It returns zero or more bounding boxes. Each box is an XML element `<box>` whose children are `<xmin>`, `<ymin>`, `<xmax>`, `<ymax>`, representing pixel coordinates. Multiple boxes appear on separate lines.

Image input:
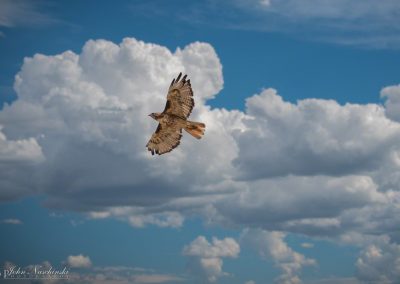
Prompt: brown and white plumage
<box><xmin>165</xmin><ymin>73</ymin><xmax>194</xmax><ymax>118</ymax></box>
<box><xmin>146</xmin><ymin>73</ymin><xmax>205</xmax><ymax>155</ymax></box>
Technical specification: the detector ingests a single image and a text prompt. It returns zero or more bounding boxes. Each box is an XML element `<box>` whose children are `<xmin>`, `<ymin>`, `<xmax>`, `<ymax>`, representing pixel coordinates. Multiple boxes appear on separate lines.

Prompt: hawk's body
<box><xmin>146</xmin><ymin>73</ymin><xmax>205</xmax><ymax>155</ymax></box>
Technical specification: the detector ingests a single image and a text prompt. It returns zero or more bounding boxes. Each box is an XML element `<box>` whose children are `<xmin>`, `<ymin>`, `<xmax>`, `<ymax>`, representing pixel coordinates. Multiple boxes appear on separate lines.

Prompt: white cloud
<box><xmin>66</xmin><ymin>254</ymin><xmax>92</xmax><ymax>268</ymax></box>
<box><xmin>183</xmin><ymin>236</ymin><xmax>240</xmax><ymax>259</ymax></box>
<box><xmin>241</xmin><ymin>229</ymin><xmax>316</xmax><ymax>284</ymax></box>
<box><xmin>236</xmin><ymin>88</ymin><xmax>400</xmax><ymax>179</ymax></box>
<box><xmin>1</xmin><ymin>218</ymin><xmax>23</xmax><ymax>224</ymax></box>
<box><xmin>381</xmin><ymin>84</ymin><xmax>400</xmax><ymax>122</ymax></box>
<box><xmin>183</xmin><ymin>236</ymin><xmax>240</xmax><ymax>282</ymax></box>
<box><xmin>214</xmin><ymin>175</ymin><xmax>386</xmax><ymax>236</ymax></box>
<box><xmin>2</xmin><ymin>37</ymin><xmax>400</xmax><ymax>281</ymax></box>
<box><xmin>356</xmin><ymin>237</ymin><xmax>400</xmax><ymax>283</ymax></box>
<box><xmin>0</xmin><ymin>126</ymin><xmax>44</xmax><ymax>162</ymax></box>
<box><xmin>0</xmin><ymin>37</ymin><xmax>232</xmax><ymax>214</ymax></box>
<box><xmin>0</xmin><ymin>126</ymin><xmax>44</xmax><ymax>202</ymax></box>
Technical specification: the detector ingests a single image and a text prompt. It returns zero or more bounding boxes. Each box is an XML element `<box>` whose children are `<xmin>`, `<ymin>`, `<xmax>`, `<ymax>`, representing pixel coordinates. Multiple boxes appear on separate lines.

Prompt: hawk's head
<box><xmin>149</xmin><ymin>112</ymin><xmax>162</xmax><ymax>120</ymax></box>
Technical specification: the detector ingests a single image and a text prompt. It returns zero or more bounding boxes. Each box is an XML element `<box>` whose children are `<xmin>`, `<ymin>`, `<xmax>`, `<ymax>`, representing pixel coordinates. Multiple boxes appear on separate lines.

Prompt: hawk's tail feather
<box><xmin>184</xmin><ymin>121</ymin><xmax>205</xmax><ymax>139</ymax></box>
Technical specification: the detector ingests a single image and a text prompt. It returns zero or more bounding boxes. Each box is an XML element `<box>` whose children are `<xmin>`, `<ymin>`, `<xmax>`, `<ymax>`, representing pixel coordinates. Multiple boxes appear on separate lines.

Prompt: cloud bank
<box><xmin>1</xmin><ymin>37</ymin><xmax>400</xmax><ymax>282</ymax></box>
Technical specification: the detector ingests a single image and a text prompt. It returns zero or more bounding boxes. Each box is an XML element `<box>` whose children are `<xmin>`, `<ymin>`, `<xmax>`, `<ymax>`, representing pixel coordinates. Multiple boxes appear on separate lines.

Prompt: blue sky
<box><xmin>1</xmin><ymin>1</ymin><xmax>400</xmax><ymax>284</ymax></box>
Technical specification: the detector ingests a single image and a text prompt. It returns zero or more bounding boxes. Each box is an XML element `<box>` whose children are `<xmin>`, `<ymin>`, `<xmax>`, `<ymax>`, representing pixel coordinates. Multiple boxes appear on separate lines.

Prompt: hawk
<box><xmin>146</xmin><ymin>73</ymin><xmax>206</xmax><ymax>155</ymax></box>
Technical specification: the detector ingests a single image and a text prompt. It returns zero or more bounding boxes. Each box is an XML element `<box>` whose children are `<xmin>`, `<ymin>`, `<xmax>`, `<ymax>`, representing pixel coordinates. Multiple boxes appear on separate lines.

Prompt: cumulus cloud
<box><xmin>381</xmin><ymin>84</ymin><xmax>400</xmax><ymax>122</ymax></box>
<box><xmin>213</xmin><ymin>175</ymin><xmax>388</xmax><ymax>238</ymax></box>
<box><xmin>183</xmin><ymin>236</ymin><xmax>240</xmax><ymax>282</ymax></box>
<box><xmin>0</xmin><ymin>126</ymin><xmax>44</xmax><ymax>201</ymax></box>
<box><xmin>2</xmin><ymin>37</ymin><xmax>400</xmax><ymax>281</ymax></box>
<box><xmin>0</xmin><ymin>37</ymin><xmax>232</xmax><ymax>214</ymax></box>
<box><xmin>66</xmin><ymin>254</ymin><xmax>92</xmax><ymax>268</ymax></box>
<box><xmin>356</xmin><ymin>237</ymin><xmax>400</xmax><ymax>283</ymax></box>
<box><xmin>0</xmin><ymin>126</ymin><xmax>43</xmax><ymax>162</ymax></box>
<box><xmin>242</xmin><ymin>229</ymin><xmax>315</xmax><ymax>284</ymax></box>
<box><xmin>236</xmin><ymin>88</ymin><xmax>400</xmax><ymax>179</ymax></box>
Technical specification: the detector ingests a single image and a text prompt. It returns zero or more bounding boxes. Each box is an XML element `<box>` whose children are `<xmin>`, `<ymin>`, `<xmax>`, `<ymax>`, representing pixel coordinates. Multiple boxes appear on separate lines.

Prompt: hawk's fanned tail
<box><xmin>184</xmin><ymin>121</ymin><xmax>205</xmax><ymax>139</ymax></box>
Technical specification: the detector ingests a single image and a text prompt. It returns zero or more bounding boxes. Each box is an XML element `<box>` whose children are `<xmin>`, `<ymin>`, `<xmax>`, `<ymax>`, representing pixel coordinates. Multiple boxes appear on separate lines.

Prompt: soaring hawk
<box><xmin>146</xmin><ymin>73</ymin><xmax>205</xmax><ymax>155</ymax></box>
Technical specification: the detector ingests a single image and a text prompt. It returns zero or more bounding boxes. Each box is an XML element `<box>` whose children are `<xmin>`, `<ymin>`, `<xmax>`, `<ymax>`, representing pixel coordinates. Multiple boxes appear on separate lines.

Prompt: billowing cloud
<box><xmin>183</xmin><ymin>236</ymin><xmax>240</xmax><ymax>282</ymax></box>
<box><xmin>0</xmin><ymin>126</ymin><xmax>44</xmax><ymax>201</ymax></box>
<box><xmin>0</xmin><ymin>126</ymin><xmax>43</xmax><ymax>162</ymax></box>
<box><xmin>213</xmin><ymin>175</ymin><xmax>388</xmax><ymax>237</ymax></box>
<box><xmin>236</xmin><ymin>88</ymin><xmax>400</xmax><ymax>179</ymax></box>
<box><xmin>242</xmin><ymin>229</ymin><xmax>315</xmax><ymax>284</ymax></box>
<box><xmin>1</xmin><ymin>37</ymin><xmax>400</xmax><ymax>282</ymax></box>
<box><xmin>0</xmin><ymin>37</ymin><xmax>232</xmax><ymax>213</ymax></box>
<box><xmin>356</xmin><ymin>236</ymin><xmax>400</xmax><ymax>284</ymax></box>
<box><xmin>381</xmin><ymin>84</ymin><xmax>400</xmax><ymax>122</ymax></box>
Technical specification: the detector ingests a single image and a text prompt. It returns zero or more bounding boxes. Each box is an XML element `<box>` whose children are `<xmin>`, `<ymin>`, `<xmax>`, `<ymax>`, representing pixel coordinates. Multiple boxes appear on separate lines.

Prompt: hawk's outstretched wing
<box><xmin>163</xmin><ymin>73</ymin><xmax>194</xmax><ymax>119</ymax></box>
<box><xmin>146</xmin><ymin>124</ymin><xmax>183</xmax><ymax>155</ymax></box>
